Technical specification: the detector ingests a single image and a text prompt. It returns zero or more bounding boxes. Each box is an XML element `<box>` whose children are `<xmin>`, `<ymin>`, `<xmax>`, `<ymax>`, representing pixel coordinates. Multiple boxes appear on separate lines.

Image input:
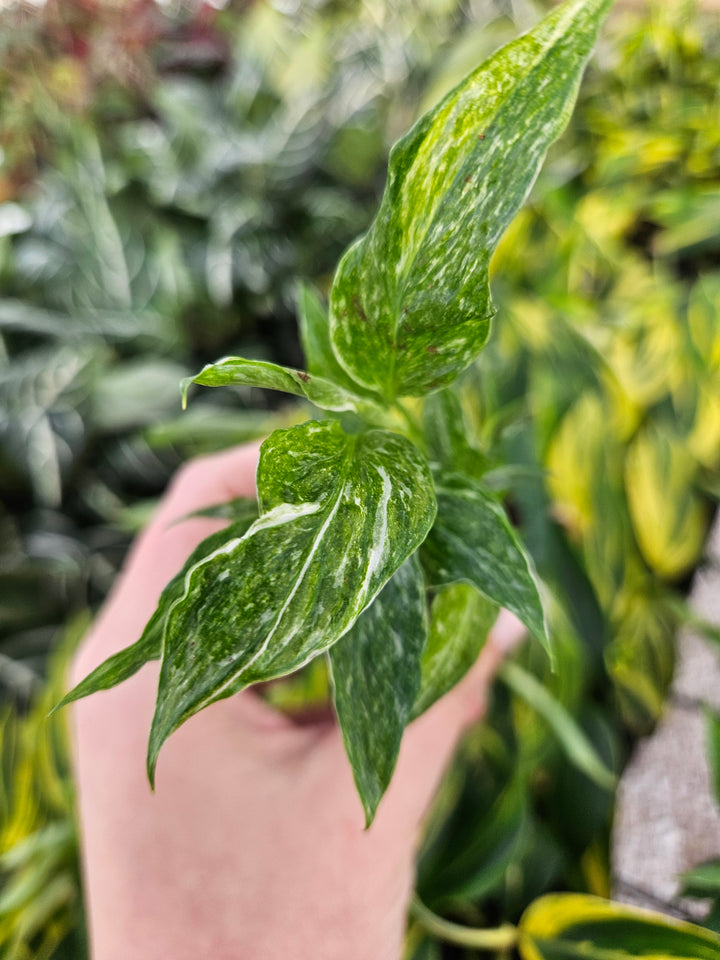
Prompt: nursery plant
<box><xmin>50</xmin><ymin>1</ymin><xmax>720</xmax><ymax>956</ymax></box>
<box><xmin>60</xmin><ymin>0</ymin><xmax>615</xmax><ymax>822</ymax></box>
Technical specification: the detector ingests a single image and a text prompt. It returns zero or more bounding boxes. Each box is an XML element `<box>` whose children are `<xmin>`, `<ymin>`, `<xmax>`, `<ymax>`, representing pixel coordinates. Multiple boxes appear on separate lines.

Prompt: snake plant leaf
<box><xmin>422</xmin><ymin>474</ymin><xmax>550</xmax><ymax>660</ymax></box>
<box><xmin>182</xmin><ymin>356</ymin><xmax>387</xmax><ymax>422</ymax></box>
<box><xmin>148</xmin><ymin>419</ymin><xmax>436</xmax><ymax>783</ymax></box>
<box><xmin>298</xmin><ymin>281</ymin><xmax>379</xmax><ymax>399</ymax></box>
<box><xmin>329</xmin><ymin>554</ymin><xmax>427</xmax><ymax>826</ymax></box>
<box><xmin>412</xmin><ymin>583</ymin><xmax>497</xmax><ymax>719</ymax></box>
<box><xmin>54</xmin><ymin>512</ymin><xmax>259</xmax><ymax>711</ymax></box>
<box><xmin>329</xmin><ymin>0</ymin><xmax>613</xmax><ymax>400</ymax></box>
<box><xmin>518</xmin><ymin>894</ymin><xmax>720</xmax><ymax>960</ymax></box>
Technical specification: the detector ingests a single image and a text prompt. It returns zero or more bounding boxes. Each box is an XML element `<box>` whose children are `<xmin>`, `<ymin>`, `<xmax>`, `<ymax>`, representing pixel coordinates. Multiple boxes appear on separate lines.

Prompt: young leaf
<box><xmin>500</xmin><ymin>661</ymin><xmax>615</xmax><ymax>791</ymax></box>
<box><xmin>412</xmin><ymin>583</ymin><xmax>497</xmax><ymax>719</ymax></box>
<box><xmin>330</xmin><ymin>0</ymin><xmax>613</xmax><ymax>399</ymax></box>
<box><xmin>422</xmin><ymin>474</ymin><xmax>550</xmax><ymax>660</ymax></box>
<box><xmin>298</xmin><ymin>282</ymin><xmax>377</xmax><ymax>397</ymax></box>
<box><xmin>148</xmin><ymin>419</ymin><xmax>436</xmax><ymax>783</ymax></box>
<box><xmin>329</xmin><ymin>554</ymin><xmax>427</xmax><ymax>826</ymax></box>
<box><xmin>182</xmin><ymin>356</ymin><xmax>386</xmax><ymax>422</ymax></box>
<box><xmin>519</xmin><ymin>893</ymin><xmax>720</xmax><ymax>960</ymax></box>
<box><xmin>54</xmin><ymin>512</ymin><xmax>259</xmax><ymax>711</ymax></box>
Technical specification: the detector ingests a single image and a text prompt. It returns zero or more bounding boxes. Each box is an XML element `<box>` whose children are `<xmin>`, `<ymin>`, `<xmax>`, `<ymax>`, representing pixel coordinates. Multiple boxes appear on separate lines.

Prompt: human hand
<box><xmin>71</xmin><ymin>443</ymin><xmax>525</xmax><ymax>960</ymax></box>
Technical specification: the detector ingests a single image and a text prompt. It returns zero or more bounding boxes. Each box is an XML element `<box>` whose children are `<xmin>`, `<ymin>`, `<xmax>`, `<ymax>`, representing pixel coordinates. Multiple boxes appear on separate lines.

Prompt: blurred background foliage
<box><xmin>0</xmin><ymin>0</ymin><xmax>719</xmax><ymax>957</ymax></box>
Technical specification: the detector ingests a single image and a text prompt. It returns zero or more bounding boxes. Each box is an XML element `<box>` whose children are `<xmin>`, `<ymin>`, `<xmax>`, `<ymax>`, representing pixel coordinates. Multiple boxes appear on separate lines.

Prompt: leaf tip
<box><xmin>180</xmin><ymin>377</ymin><xmax>193</xmax><ymax>410</ymax></box>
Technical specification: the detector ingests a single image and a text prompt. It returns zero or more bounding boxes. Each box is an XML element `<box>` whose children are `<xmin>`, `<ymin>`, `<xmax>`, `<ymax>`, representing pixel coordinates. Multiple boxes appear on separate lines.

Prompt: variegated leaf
<box><xmin>422</xmin><ymin>474</ymin><xmax>551</xmax><ymax>660</ymax></box>
<box><xmin>519</xmin><ymin>894</ymin><xmax>720</xmax><ymax>960</ymax></box>
<box><xmin>182</xmin><ymin>356</ymin><xmax>387</xmax><ymax>422</ymax></box>
<box><xmin>330</xmin><ymin>0</ymin><xmax>613</xmax><ymax>399</ymax></box>
<box><xmin>412</xmin><ymin>582</ymin><xmax>497</xmax><ymax>719</ymax></box>
<box><xmin>55</xmin><ymin>512</ymin><xmax>258</xmax><ymax>710</ymax></box>
<box><xmin>148</xmin><ymin>419</ymin><xmax>436</xmax><ymax>782</ymax></box>
<box><xmin>329</xmin><ymin>554</ymin><xmax>427</xmax><ymax>825</ymax></box>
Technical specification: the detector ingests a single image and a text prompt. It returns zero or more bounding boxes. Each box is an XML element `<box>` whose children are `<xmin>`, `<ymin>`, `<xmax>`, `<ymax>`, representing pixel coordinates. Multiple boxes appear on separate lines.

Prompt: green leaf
<box><xmin>148</xmin><ymin>419</ymin><xmax>436</xmax><ymax>783</ymax></box>
<box><xmin>329</xmin><ymin>554</ymin><xmax>427</xmax><ymax>826</ymax></box>
<box><xmin>412</xmin><ymin>583</ymin><xmax>497</xmax><ymax>719</ymax></box>
<box><xmin>422</xmin><ymin>390</ymin><xmax>488</xmax><ymax>479</ymax></box>
<box><xmin>422</xmin><ymin>474</ymin><xmax>550</xmax><ymax>659</ymax></box>
<box><xmin>518</xmin><ymin>894</ymin><xmax>720</xmax><ymax>960</ymax></box>
<box><xmin>54</xmin><ymin>512</ymin><xmax>259</xmax><ymax>711</ymax></box>
<box><xmin>680</xmin><ymin>859</ymin><xmax>720</xmax><ymax>900</ymax></box>
<box><xmin>182</xmin><ymin>356</ymin><xmax>386</xmax><ymax>421</ymax></box>
<box><xmin>500</xmin><ymin>661</ymin><xmax>615</xmax><ymax>791</ymax></box>
<box><xmin>298</xmin><ymin>281</ymin><xmax>376</xmax><ymax>397</ymax></box>
<box><xmin>329</xmin><ymin>0</ymin><xmax>613</xmax><ymax>399</ymax></box>
<box><xmin>705</xmin><ymin>706</ymin><xmax>720</xmax><ymax>807</ymax></box>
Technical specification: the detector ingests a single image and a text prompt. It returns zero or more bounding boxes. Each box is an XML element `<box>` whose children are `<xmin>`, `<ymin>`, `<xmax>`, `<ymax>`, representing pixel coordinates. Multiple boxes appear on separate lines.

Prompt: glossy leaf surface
<box><xmin>412</xmin><ymin>583</ymin><xmax>497</xmax><ymax>718</ymax></box>
<box><xmin>148</xmin><ymin>419</ymin><xmax>436</xmax><ymax>782</ymax></box>
<box><xmin>422</xmin><ymin>474</ymin><xmax>550</xmax><ymax>659</ymax></box>
<box><xmin>330</xmin><ymin>0</ymin><xmax>613</xmax><ymax>399</ymax></box>
<box><xmin>519</xmin><ymin>894</ymin><xmax>720</xmax><ymax>960</ymax></box>
<box><xmin>329</xmin><ymin>554</ymin><xmax>427</xmax><ymax>825</ymax></box>
<box><xmin>182</xmin><ymin>356</ymin><xmax>386</xmax><ymax>421</ymax></box>
<box><xmin>55</xmin><ymin>514</ymin><xmax>257</xmax><ymax>710</ymax></box>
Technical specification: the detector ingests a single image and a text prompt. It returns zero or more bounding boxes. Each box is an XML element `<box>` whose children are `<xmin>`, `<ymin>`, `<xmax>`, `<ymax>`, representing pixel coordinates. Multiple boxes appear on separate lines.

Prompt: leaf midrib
<box><xmin>182</xmin><ymin>436</ymin><xmax>359</xmax><ymax>709</ymax></box>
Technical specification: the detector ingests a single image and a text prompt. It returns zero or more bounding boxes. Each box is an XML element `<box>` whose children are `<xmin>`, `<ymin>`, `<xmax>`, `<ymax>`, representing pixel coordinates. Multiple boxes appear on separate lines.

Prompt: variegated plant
<box><xmin>59</xmin><ymin>0</ymin><xmax>614</xmax><ymax>825</ymax></box>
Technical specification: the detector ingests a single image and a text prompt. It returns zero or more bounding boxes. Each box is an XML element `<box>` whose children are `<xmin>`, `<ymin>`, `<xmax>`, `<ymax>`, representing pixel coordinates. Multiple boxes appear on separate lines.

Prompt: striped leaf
<box><xmin>519</xmin><ymin>894</ymin><xmax>720</xmax><ymax>960</ymax></box>
<box><xmin>422</xmin><ymin>474</ymin><xmax>551</xmax><ymax>660</ymax></box>
<box><xmin>329</xmin><ymin>0</ymin><xmax>613</xmax><ymax>400</ymax></box>
<box><xmin>148</xmin><ymin>419</ymin><xmax>436</xmax><ymax>782</ymax></box>
<box><xmin>182</xmin><ymin>356</ymin><xmax>387</xmax><ymax>422</ymax></box>
<box><xmin>55</xmin><ymin>512</ymin><xmax>257</xmax><ymax>711</ymax></box>
<box><xmin>329</xmin><ymin>554</ymin><xmax>427</xmax><ymax>825</ymax></box>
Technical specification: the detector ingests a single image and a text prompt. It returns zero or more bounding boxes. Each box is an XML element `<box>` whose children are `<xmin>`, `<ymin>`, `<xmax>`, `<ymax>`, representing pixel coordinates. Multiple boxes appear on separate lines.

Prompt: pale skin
<box><xmin>71</xmin><ymin>442</ymin><xmax>526</xmax><ymax>960</ymax></box>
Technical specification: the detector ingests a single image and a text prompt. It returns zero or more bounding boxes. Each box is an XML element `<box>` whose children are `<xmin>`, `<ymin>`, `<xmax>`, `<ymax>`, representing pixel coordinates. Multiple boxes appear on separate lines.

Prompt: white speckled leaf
<box><xmin>54</xmin><ymin>513</ymin><xmax>258</xmax><ymax>712</ymax></box>
<box><xmin>330</xmin><ymin>0</ymin><xmax>612</xmax><ymax>399</ymax></box>
<box><xmin>148</xmin><ymin>419</ymin><xmax>436</xmax><ymax>782</ymax></box>
<box><xmin>412</xmin><ymin>582</ymin><xmax>498</xmax><ymax>719</ymax></box>
<box><xmin>422</xmin><ymin>474</ymin><xmax>551</xmax><ymax>661</ymax></box>
<box><xmin>182</xmin><ymin>356</ymin><xmax>386</xmax><ymax>421</ymax></box>
<box><xmin>329</xmin><ymin>553</ymin><xmax>427</xmax><ymax>825</ymax></box>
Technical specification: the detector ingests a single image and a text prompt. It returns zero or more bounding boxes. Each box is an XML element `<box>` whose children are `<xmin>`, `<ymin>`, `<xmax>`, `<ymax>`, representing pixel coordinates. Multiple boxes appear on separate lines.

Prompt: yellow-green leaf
<box><xmin>519</xmin><ymin>894</ymin><xmax>720</xmax><ymax>960</ymax></box>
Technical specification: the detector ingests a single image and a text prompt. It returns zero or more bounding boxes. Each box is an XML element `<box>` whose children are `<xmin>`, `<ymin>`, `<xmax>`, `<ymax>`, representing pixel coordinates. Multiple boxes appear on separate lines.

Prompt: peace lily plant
<box><xmin>56</xmin><ymin>2</ymin><xmax>720</xmax><ymax>955</ymax></box>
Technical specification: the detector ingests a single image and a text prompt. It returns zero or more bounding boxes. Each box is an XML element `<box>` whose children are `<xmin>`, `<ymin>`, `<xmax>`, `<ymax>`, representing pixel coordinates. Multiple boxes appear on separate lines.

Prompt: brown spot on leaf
<box><xmin>427</xmin><ymin>345</ymin><xmax>439</xmax><ymax>355</ymax></box>
<box><xmin>352</xmin><ymin>295</ymin><xmax>367</xmax><ymax>322</ymax></box>
<box><xmin>297</xmin><ymin>371</ymin><xmax>311</xmax><ymax>383</ymax></box>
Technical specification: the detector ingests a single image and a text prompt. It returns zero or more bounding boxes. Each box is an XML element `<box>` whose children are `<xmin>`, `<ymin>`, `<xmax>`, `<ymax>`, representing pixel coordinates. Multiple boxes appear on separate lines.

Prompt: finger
<box><xmin>372</xmin><ymin>610</ymin><xmax>527</xmax><ymax>831</ymax></box>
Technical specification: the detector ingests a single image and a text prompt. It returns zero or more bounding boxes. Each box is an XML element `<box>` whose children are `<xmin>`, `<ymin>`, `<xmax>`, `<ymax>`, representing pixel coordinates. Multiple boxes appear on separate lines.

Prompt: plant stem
<box><xmin>409</xmin><ymin>895</ymin><xmax>518</xmax><ymax>951</ymax></box>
